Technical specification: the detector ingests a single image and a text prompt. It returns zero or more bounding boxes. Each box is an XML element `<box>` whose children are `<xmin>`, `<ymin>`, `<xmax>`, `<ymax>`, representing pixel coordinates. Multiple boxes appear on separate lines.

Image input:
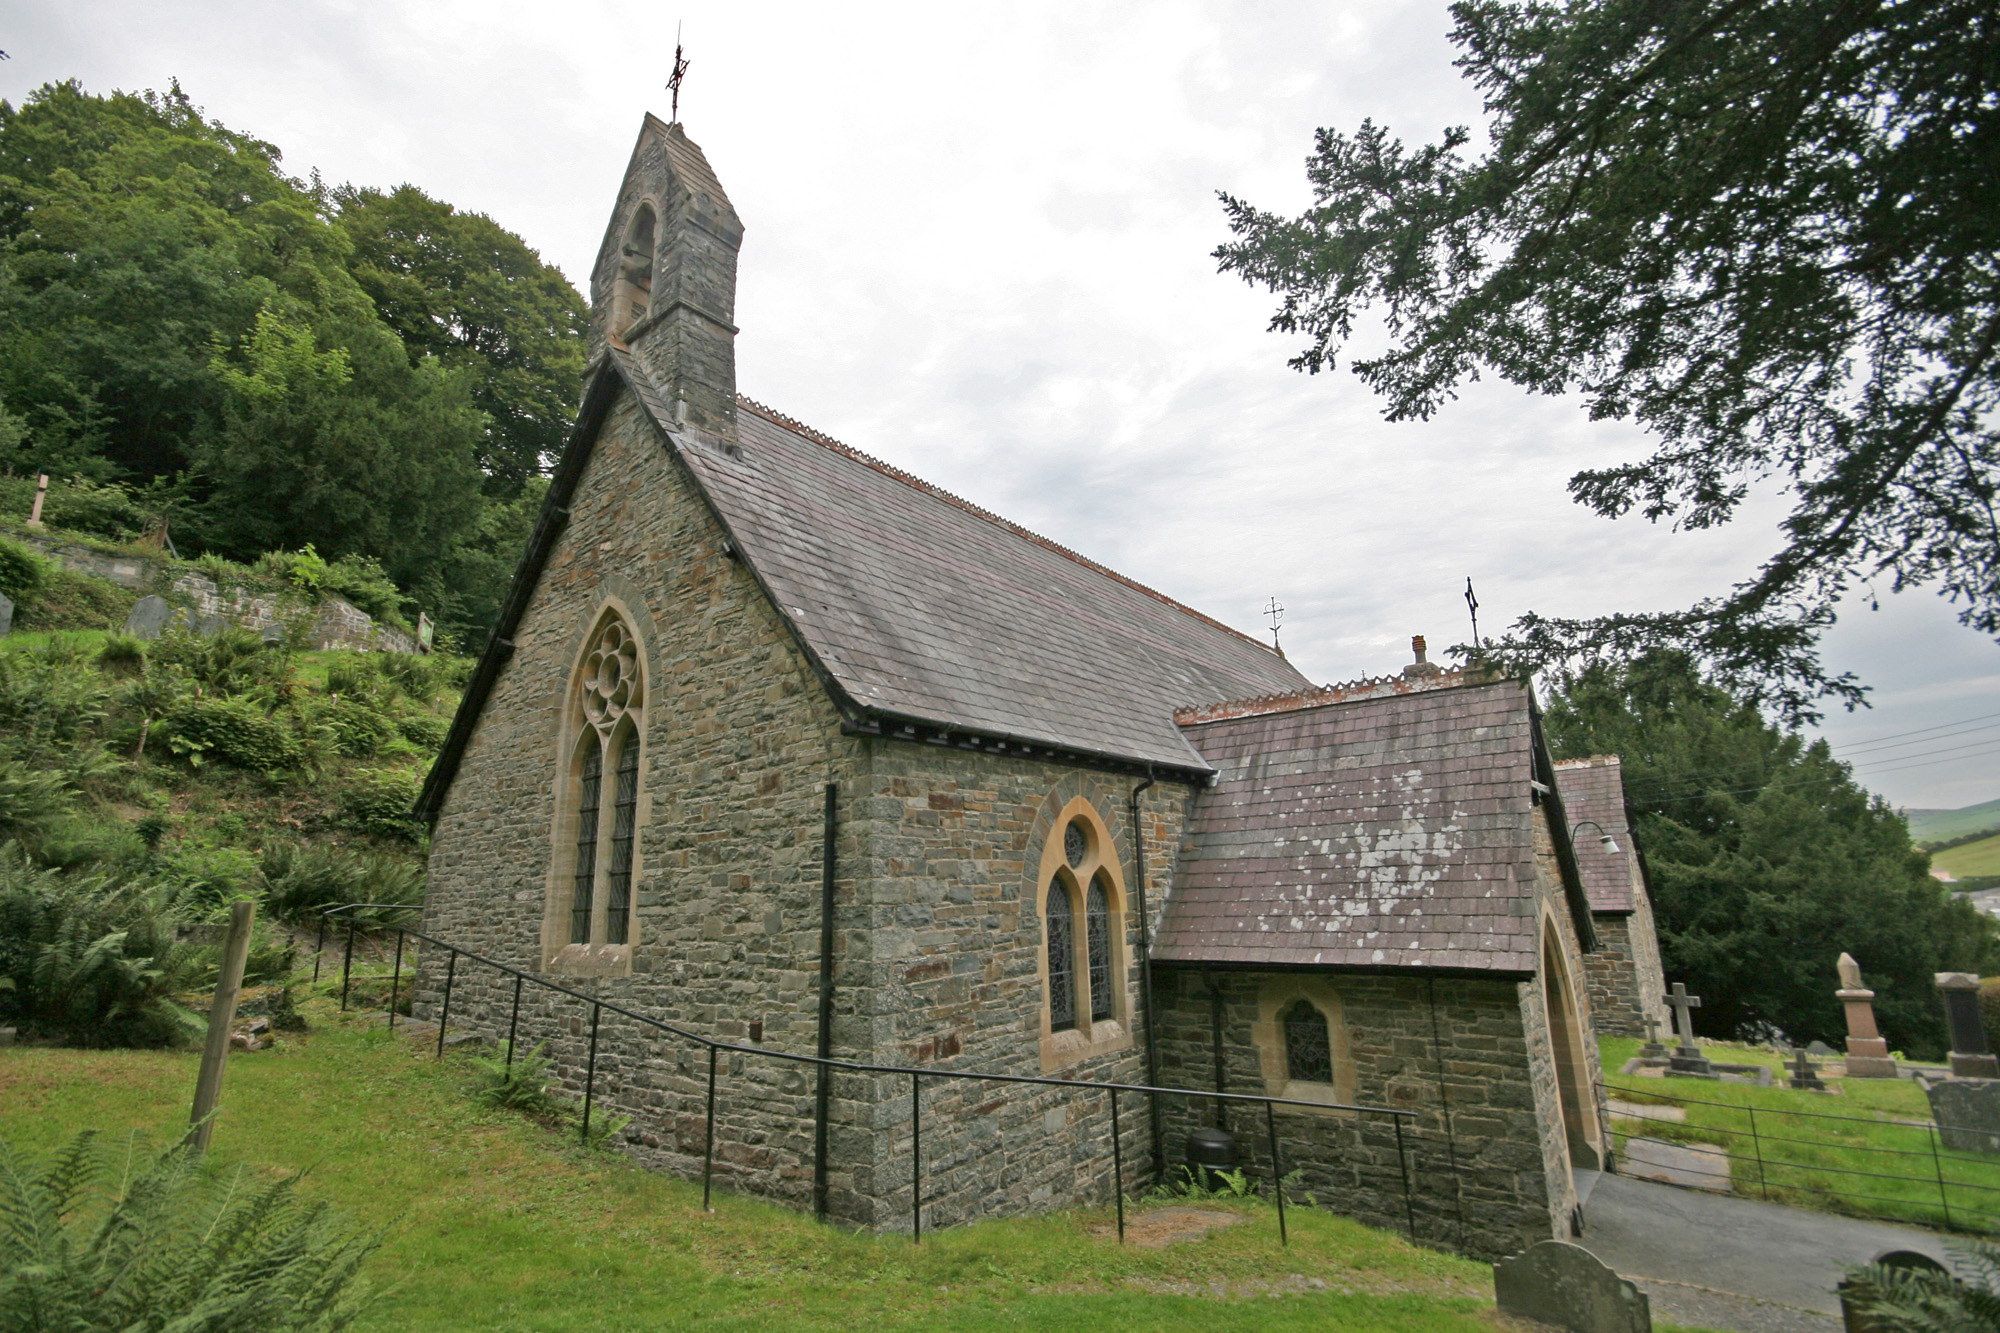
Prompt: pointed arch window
<box><xmin>552</xmin><ymin>610</ymin><xmax>645</xmax><ymax>966</ymax></box>
<box><xmin>611</xmin><ymin>205</ymin><xmax>656</xmax><ymax>341</ymax></box>
<box><xmin>1086</xmin><ymin>876</ymin><xmax>1113</xmax><ymax>1023</ymax></box>
<box><xmin>1283</xmin><ymin>1000</ymin><xmax>1333</xmax><ymax>1085</ymax></box>
<box><xmin>1047</xmin><ymin>879</ymin><xmax>1077</xmax><ymax>1031</ymax></box>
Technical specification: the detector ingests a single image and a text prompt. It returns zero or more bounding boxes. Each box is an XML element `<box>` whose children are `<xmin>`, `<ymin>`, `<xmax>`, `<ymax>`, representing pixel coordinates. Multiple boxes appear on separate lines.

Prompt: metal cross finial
<box><xmin>668</xmin><ymin>23</ymin><xmax>692</xmax><ymax>123</ymax></box>
<box><xmin>1264</xmin><ymin>596</ymin><xmax>1284</xmax><ymax>651</ymax></box>
<box><xmin>1464</xmin><ymin>577</ymin><xmax>1481</xmax><ymax>652</ymax></box>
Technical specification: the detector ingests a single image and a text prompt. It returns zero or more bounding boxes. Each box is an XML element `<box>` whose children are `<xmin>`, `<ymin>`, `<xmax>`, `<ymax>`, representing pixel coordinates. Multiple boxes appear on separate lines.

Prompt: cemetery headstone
<box><xmin>1493</xmin><ymin>1240</ymin><xmax>1652</xmax><ymax>1333</ymax></box>
<box><xmin>1936</xmin><ymin>973</ymin><xmax>2000</xmax><ymax>1078</ymax></box>
<box><xmin>1787</xmin><ymin>1047</ymin><xmax>1825</xmax><ymax>1091</ymax></box>
<box><xmin>1926</xmin><ymin>1078</ymin><xmax>2000</xmax><ymax>1155</ymax></box>
<box><xmin>1639</xmin><ymin>1014</ymin><xmax>1668</xmax><ymax>1060</ymax></box>
<box><xmin>1807</xmin><ymin>1040</ymin><xmax>1835</xmax><ymax>1057</ymax></box>
<box><xmin>1663</xmin><ymin>983</ymin><xmax>1714</xmax><ymax>1077</ymax></box>
<box><xmin>0</xmin><ymin>589</ymin><xmax>12</xmax><ymax>638</ymax></box>
<box><xmin>1839</xmin><ymin>953</ymin><xmax>1898</xmax><ymax>1078</ymax></box>
<box><xmin>125</xmin><ymin>595</ymin><xmax>172</xmax><ymax>641</ymax></box>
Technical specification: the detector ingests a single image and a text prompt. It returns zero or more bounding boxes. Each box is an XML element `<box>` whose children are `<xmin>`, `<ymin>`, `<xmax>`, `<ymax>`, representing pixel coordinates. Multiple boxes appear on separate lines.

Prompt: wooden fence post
<box><xmin>186</xmin><ymin>899</ymin><xmax>257</xmax><ymax>1153</ymax></box>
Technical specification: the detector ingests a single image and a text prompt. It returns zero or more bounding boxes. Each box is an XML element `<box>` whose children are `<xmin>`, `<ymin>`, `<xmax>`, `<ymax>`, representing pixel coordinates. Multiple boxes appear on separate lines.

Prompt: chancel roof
<box><xmin>1553</xmin><ymin>756</ymin><xmax>1640</xmax><ymax>913</ymax></box>
<box><xmin>1153</xmin><ymin>673</ymin><xmax>1559</xmax><ymax>975</ymax></box>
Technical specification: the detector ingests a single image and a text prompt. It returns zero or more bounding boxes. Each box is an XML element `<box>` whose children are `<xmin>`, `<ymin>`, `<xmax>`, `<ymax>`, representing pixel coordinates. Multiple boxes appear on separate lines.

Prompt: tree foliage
<box><xmin>1542</xmin><ymin>651</ymin><xmax>1998</xmax><ymax>1057</ymax></box>
<box><xmin>1218</xmin><ymin>1</ymin><xmax>2000</xmax><ymax>722</ymax></box>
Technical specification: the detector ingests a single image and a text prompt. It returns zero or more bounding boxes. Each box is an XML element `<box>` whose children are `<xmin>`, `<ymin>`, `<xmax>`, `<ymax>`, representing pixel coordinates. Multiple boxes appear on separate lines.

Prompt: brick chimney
<box><xmin>588</xmin><ymin>115</ymin><xmax>743</xmax><ymax>442</ymax></box>
<box><xmin>1403</xmin><ymin>634</ymin><xmax>1443</xmax><ymax>679</ymax></box>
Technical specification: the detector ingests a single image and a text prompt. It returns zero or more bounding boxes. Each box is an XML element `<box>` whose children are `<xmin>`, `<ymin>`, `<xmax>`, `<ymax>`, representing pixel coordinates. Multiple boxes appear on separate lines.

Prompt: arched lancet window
<box><xmin>604</xmin><ymin>724</ymin><xmax>640</xmax><ymax>946</ymax></box>
<box><xmin>1046</xmin><ymin>877</ymin><xmax>1077</xmax><ymax>1032</ymax></box>
<box><xmin>1086</xmin><ymin>876</ymin><xmax>1112</xmax><ymax>1022</ymax></box>
<box><xmin>1284</xmin><ymin>1000</ymin><xmax>1333</xmax><ymax>1085</ymax></box>
<box><xmin>553</xmin><ymin>610</ymin><xmax>645</xmax><ymax>962</ymax></box>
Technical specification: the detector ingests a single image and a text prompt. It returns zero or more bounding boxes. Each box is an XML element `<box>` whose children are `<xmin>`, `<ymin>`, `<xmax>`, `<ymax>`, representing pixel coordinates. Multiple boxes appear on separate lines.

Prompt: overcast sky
<box><xmin>9</xmin><ymin>1</ymin><xmax>1996</xmax><ymax>811</ymax></box>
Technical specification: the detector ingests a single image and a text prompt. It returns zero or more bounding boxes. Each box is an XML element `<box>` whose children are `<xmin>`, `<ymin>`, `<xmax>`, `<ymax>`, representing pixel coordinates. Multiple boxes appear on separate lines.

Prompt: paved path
<box><xmin>1579</xmin><ymin>1174</ymin><xmax>1957</xmax><ymax>1332</ymax></box>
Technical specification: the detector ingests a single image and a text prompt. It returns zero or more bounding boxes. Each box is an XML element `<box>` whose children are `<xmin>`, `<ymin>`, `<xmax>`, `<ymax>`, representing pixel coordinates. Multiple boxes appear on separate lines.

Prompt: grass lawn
<box><xmin>1933</xmin><ymin>832</ymin><xmax>2000</xmax><ymax>879</ymax></box>
<box><xmin>4</xmin><ymin>997</ymin><xmax>1551</xmax><ymax>1333</ymax></box>
<box><xmin>1601</xmin><ymin>1037</ymin><xmax>2000</xmax><ymax>1233</ymax></box>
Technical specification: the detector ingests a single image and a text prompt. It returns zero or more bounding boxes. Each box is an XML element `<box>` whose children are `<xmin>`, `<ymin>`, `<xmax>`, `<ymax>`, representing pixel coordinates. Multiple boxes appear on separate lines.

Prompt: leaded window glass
<box><xmin>1064</xmin><ymin>820</ymin><xmax>1087</xmax><ymax>868</ymax></box>
<box><xmin>1284</xmin><ymin>999</ymin><xmax>1333</xmax><ymax>1084</ymax></box>
<box><xmin>1047</xmin><ymin>879</ymin><xmax>1077</xmax><ymax>1031</ymax></box>
<box><xmin>604</xmin><ymin>727</ymin><xmax>640</xmax><ymax>945</ymax></box>
<box><xmin>1086</xmin><ymin>876</ymin><xmax>1112</xmax><ymax>1022</ymax></box>
<box><xmin>572</xmin><ymin>739</ymin><xmax>602</xmax><ymax>944</ymax></box>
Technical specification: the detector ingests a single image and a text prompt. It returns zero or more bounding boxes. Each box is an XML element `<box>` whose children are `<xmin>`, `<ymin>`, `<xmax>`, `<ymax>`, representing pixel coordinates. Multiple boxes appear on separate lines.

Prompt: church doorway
<box><xmin>1541</xmin><ymin>921</ymin><xmax>1602</xmax><ymax>1173</ymax></box>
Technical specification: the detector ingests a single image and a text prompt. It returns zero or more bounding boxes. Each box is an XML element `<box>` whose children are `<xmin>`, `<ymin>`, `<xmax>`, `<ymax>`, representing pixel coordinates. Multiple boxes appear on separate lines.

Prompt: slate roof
<box><xmin>1152</xmin><ymin>673</ymin><xmax>1553</xmax><ymax>975</ymax></box>
<box><xmin>417</xmin><ymin>355</ymin><xmax>1311</xmax><ymax>818</ymax></box>
<box><xmin>1554</xmin><ymin>756</ymin><xmax>1640</xmax><ymax>914</ymax></box>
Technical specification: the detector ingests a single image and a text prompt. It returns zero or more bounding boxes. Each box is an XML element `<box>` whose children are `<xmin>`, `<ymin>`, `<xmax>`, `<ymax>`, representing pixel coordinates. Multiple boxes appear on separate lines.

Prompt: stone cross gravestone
<box><xmin>124</xmin><ymin>595</ymin><xmax>171</xmax><ymax>641</ymax></box>
<box><xmin>1936</xmin><ymin>973</ymin><xmax>2000</xmax><ymax>1078</ymax></box>
<box><xmin>1494</xmin><ymin>1240</ymin><xmax>1651</xmax><ymax>1333</ymax></box>
<box><xmin>1787</xmin><ymin>1047</ymin><xmax>1825</xmax><ymax>1091</ymax></box>
<box><xmin>1838</xmin><ymin>952</ymin><xmax>1898</xmax><ymax>1078</ymax></box>
<box><xmin>0</xmin><ymin>589</ymin><xmax>12</xmax><ymax>638</ymax></box>
<box><xmin>1664</xmin><ymin>984</ymin><xmax>1713</xmax><ymax>1076</ymax></box>
<box><xmin>1639</xmin><ymin>1014</ymin><xmax>1668</xmax><ymax>1060</ymax></box>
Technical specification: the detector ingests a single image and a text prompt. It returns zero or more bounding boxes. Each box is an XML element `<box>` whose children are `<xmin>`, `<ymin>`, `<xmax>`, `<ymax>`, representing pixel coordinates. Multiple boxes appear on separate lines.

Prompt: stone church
<box><xmin>413</xmin><ymin>114</ymin><xmax>1637</xmax><ymax>1259</ymax></box>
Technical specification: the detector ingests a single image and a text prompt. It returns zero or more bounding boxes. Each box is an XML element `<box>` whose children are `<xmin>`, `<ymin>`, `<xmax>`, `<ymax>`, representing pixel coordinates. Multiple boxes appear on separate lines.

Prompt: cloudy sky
<box><xmin>9</xmin><ymin>1</ymin><xmax>1996</xmax><ymax>810</ymax></box>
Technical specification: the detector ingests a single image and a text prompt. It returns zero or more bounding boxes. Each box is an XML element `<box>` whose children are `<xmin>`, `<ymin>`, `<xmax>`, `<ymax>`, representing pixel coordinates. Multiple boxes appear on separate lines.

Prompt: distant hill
<box><xmin>1908</xmin><ymin>797</ymin><xmax>2000</xmax><ymax>845</ymax></box>
<box><xmin>1932</xmin><ymin>832</ymin><xmax>2000</xmax><ymax>880</ymax></box>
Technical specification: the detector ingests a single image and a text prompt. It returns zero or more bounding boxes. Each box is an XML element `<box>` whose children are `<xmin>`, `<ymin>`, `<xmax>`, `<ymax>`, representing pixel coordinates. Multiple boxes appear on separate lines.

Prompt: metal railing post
<box><xmin>1266</xmin><ymin>1101</ymin><xmax>1286</xmax><ymax>1246</ymax></box>
<box><xmin>581</xmin><ymin>1003</ymin><xmax>602</xmax><ymax>1145</ymax></box>
<box><xmin>435</xmin><ymin>951</ymin><xmax>456</xmax><ymax>1058</ymax></box>
<box><xmin>340</xmin><ymin>919</ymin><xmax>356</xmax><ymax>1010</ymax></box>
<box><xmin>1111</xmin><ymin>1088</ymin><xmax>1125</xmax><ymax>1244</ymax></box>
<box><xmin>388</xmin><ymin>930</ymin><xmax>404</xmax><ymax>1031</ymax></box>
<box><xmin>911</xmin><ymin>1071</ymin><xmax>922</xmax><ymax>1244</ymax></box>
<box><xmin>506</xmin><ymin>975</ymin><xmax>523</xmax><ymax>1069</ymax></box>
<box><xmin>1748</xmin><ymin>1106</ymin><xmax>1768</xmax><ymax>1200</ymax></box>
<box><xmin>702</xmin><ymin>1045</ymin><xmax>718</xmax><ymax>1212</ymax></box>
<box><xmin>313</xmin><ymin>916</ymin><xmax>327</xmax><ymax>983</ymax></box>
<box><xmin>1930</xmin><ymin>1123</ymin><xmax>1954</xmax><ymax>1231</ymax></box>
<box><xmin>1395</xmin><ymin>1115</ymin><xmax>1417</xmax><ymax>1241</ymax></box>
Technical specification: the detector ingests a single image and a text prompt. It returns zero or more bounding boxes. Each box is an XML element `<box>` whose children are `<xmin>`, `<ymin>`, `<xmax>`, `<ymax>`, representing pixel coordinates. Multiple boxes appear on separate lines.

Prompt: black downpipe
<box><xmin>813</xmin><ymin>782</ymin><xmax>838</xmax><ymax>1220</ymax></box>
<box><xmin>1426</xmin><ymin>975</ymin><xmax>1469</xmax><ymax>1251</ymax></box>
<box><xmin>1208</xmin><ymin>974</ymin><xmax>1228</xmax><ymax>1131</ymax></box>
<box><xmin>1129</xmin><ymin>771</ymin><xmax>1162</xmax><ymax>1179</ymax></box>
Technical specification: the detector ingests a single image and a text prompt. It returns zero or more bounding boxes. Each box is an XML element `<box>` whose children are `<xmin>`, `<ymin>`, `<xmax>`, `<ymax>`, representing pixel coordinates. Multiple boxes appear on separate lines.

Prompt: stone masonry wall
<box><xmin>1152</xmin><ymin>969</ymin><xmax>1556</xmax><ymax>1260</ymax></box>
<box><xmin>1582</xmin><ymin>908</ymin><xmax>1667</xmax><ymax>1039</ymax></box>
<box><xmin>1526</xmin><ymin>803</ymin><xmax>1610</xmax><ymax>1237</ymax></box>
<box><xmin>417</xmin><ymin>386</ymin><xmax>875</xmax><ymax>1220</ymax></box>
<box><xmin>842</xmin><ymin>747</ymin><xmax>1199</xmax><ymax>1231</ymax></box>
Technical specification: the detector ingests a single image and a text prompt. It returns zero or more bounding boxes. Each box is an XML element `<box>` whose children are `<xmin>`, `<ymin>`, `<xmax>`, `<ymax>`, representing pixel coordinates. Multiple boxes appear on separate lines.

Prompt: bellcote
<box><xmin>589</xmin><ymin>116</ymin><xmax>743</xmax><ymax>440</ymax></box>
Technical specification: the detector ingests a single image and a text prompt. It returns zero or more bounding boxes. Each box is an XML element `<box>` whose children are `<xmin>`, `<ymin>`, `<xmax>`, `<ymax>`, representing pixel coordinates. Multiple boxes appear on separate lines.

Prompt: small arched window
<box><xmin>1086</xmin><ymin>876</ymin><xmax>1112</xmax><ymax>1022</ymax></box>
<box><xmin>1046</xmin><ymin>878</ymin><xmax>1077</xmax><ymax>1031</ymax></box>
<box><xmin>1284</xmin><ymin>999</ymin><xmax>1333</xmax><ymax>1084</ymax></box>
<box><xmin>612</xmin><ymin>205</ymin><xmax>656</xmax><ymax>341</ymax></box>
<box><xmin>552</xmin><ymin>610</ymin><xmax>645</xmax><ymax>964</ymax></box>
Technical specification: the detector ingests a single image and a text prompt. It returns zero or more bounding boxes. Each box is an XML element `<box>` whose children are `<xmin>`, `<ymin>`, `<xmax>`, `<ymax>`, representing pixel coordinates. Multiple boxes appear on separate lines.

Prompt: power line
<box><xmin>1830</xmin><ymin>709</ymin><xmax>2000</xmax><ymax>752</ymax></box>
<box><xmin>1837</xmin><ymin>718</ymin><xmax>2000</xmax><ymax>758</ymax></box>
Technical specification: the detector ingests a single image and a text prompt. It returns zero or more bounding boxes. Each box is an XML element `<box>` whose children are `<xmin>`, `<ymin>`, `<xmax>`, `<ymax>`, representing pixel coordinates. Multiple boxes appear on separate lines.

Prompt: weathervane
<box><xmin>1265</xmin><ymin>596</ymin><xmax>1284</xmax><ymax>652</ymax></box>
<box><xmin>1464</xmin><ymin>577</ymin><xmax>1482</xmax><ymax>653</ymax></box>
<box><xmin>668</xmin><ymin>23</ymin><xmax>691</xmax><ymax>122</ymax></box>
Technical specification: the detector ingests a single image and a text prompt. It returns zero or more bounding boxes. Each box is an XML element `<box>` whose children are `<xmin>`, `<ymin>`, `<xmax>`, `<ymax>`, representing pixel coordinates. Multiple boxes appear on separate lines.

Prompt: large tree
<box><xmin>1543</xmin><ymin>651</ymin><xmax>1998</xmax><ymax>1057</ymax></box>
<box><xmin>1218</xmin><ymin>1</ymin><xmax>2000</xmax><ymax>723</ymax></box>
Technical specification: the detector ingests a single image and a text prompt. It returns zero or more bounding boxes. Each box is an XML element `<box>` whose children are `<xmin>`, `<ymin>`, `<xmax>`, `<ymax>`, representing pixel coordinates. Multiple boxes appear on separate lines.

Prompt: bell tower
<box><xmin>589</xmin><ymin>115</ymin><xmax>743</xmax><ymax>441</ymax></box>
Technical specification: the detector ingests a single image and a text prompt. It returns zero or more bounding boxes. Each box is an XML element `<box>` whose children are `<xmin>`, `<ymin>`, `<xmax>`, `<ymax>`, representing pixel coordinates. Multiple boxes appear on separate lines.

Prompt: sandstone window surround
<box><xmin>1036</xmin><ymin>800</ymin><xmax>1134</xmax><ymax>1072</ymax></box>
<box><xmin>610</xmin><ymin>203</ymin><xmax>656</xmax><ymax>344</ymax></box>
<box><xmin>1252</xmin><ymin>979</ymin><xmax>1355</xmax><ymax>1113</ymax></box>
<box><xmin>545</xmin><ymin>607</ymin><xmax>647</xmax><ymax>975</ymax></box>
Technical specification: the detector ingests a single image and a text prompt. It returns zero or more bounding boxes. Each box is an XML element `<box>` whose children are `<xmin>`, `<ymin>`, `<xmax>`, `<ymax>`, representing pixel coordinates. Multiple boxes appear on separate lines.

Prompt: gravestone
<box><xmin>1936</xmin><ymin>973</ymin><xmax>2000</xmax><ymax>1078</ymax></box>
<box><xmin>1839</xmin><ymin>953</ymin><xmax>1899</xmax><ymax>1078</ymax></box>
<box><xmin>1926</xmin><ymin>1078</ymin><xmax>2000</xmax><ymax>1155</ymax></box>
<box><xmin>125</xmin><ymin>595</ymin><xmax>172</xmax><ymax>641</ymax></box>
<box><xmin>1638</xmin><ymin>1014</ymin><xmax>1668</xmax><ymax>1061</ymax></box>
<box><xmin>1494</xmin><ymin>1240</ymin><xmax>1651</xmax><ymax>1332</ymax></box>
<box><xmin>1807</xmin><ymin>1040</ymin><xmax>1835</xmax><ymax>1057</ymax></box>
<box><xmin>0</xmin><ymin>589</ymin><xmax>11</xmax><ymax>637</ymax></box>
<box><xmin>1663</xmin><ymin>983</ymin><xmax>1714</xmax><ymax>1077</ymax></box>
<box><xmin>1787</xmin><ymin>1047</ymin><xmax>1825</xmax><ymax>1091</ymax></box>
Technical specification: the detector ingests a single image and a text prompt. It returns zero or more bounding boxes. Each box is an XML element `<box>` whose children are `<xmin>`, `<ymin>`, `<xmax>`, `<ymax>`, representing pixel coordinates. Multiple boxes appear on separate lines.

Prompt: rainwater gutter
<box><xmin>1129</xmin><ymin>769</ymin><xmax>1161</xmax><ymax>1178</ymax></box>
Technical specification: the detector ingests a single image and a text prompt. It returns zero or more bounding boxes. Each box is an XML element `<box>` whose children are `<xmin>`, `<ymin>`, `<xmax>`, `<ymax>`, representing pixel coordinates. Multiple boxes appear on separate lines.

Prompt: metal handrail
<box><xmin>315</xmin><ymin>903</ymin><xmax>1420</xmax><ymax>1246</ymax></box>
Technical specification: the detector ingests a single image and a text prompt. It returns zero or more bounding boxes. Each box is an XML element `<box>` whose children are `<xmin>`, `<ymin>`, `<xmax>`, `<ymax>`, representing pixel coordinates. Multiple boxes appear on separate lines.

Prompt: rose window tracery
<box><xmin>580</xmin><ymin>618</ymin><xmax>642</xmax><ymax>731</ymax></box>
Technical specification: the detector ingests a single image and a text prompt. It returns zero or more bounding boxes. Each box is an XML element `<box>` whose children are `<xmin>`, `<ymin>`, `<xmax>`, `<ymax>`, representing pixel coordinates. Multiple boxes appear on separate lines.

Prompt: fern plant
<box><xmin>467</xmin><ymin>1041</ymin><xmax>567</xmax><ymax>1117</ymax></box>
<box><xmin>1845</xmin><ymin>1242</ymin><xmax>2000</xmax><ymax>1332</ymax></box>
<box><xmin>0</xmin><ymin>1130</ymin><xmax>377</xmax><ymax>1332</ymax></box>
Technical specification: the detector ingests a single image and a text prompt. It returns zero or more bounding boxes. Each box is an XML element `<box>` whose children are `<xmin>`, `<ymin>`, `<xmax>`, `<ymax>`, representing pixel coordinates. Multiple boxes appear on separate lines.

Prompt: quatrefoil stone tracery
<box><xmin>580</xmin><ymin>619</ymin><xmax>641</xmax><ymax>732</ymax></box>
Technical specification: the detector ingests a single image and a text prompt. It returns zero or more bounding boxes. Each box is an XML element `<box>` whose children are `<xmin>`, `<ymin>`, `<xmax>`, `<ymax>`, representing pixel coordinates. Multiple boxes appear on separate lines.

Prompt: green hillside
<box><xmin>1907</xmin><ymin>798</ymin><xmax>2000</xmax><ymax>845</ymax></box>
<box><xmin>1933</xmin><ymin>832</ymin><xmax>2000</xmax><ymax>880</ymax></box>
